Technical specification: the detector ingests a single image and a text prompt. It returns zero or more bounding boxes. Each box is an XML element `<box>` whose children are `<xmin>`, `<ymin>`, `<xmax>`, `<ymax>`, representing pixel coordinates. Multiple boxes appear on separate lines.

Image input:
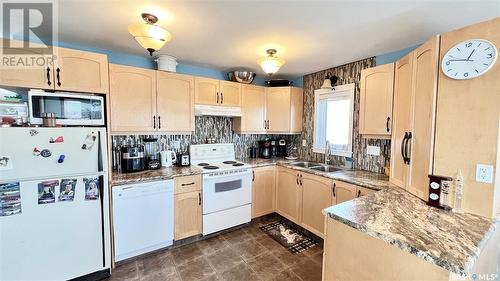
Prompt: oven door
<box><xmin>202</xmin><ymin>170</ymin><xmax>252</xmax><ymax>214</ymax></box>
<box><xmin>28</xmin><ymin>91</ymin><xmax>104</xmax><ymax>126</ymax></box>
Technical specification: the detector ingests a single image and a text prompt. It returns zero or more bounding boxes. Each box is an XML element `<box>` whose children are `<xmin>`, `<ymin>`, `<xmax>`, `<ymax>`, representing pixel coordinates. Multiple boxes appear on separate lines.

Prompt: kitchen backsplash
<box><xmin>298</xmin><ymin>57</ymin><xmax>391</xmax><ymax>173</ymax></box>
<box><xmin>111</xmin><ymin>116</ymin><xmax>300</xmax><ymax>169</ymax></box>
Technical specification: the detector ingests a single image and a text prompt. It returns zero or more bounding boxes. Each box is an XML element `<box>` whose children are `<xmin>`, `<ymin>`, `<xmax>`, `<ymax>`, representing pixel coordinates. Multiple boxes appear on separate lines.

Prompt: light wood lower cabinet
<box><xmin>174</xmin><ymin>175</ymin><xmax>202</xmax><ymax>240</ymax></box>
<box><xmin>333</xmin><ymin>181</ymin><xmax>358</xmax><ymax>205</ymax></box>
<box><xmin>251</xmin><ymin>166</ymin><xmax>276</xmax><ymax>218</ymax></box>
<box><xmin>276</xmin><ymin>167</ymin><xmax>301</xmax><ymax>223</ymax></box>
<box><xmin>300</xmin><ymin>173</ymin><xmax>334</xmax><ymax>237</ymax></box>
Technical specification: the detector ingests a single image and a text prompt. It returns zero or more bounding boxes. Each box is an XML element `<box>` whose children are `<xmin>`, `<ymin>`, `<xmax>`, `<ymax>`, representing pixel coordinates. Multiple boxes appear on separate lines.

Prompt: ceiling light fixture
<box><xmin>128</xmin><ymin>13</ymin><xmax>172</xmax><ymax>56</ymax></box>
<box><xmin>257</xmin><ymin>49</ymin><xmax>285</xmax><ymax>75</ymax></box>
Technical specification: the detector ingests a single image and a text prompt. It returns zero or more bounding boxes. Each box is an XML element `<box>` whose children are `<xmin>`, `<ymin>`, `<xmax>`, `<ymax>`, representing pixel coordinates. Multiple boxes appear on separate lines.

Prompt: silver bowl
<box><xmin>227</xmin><ymin>71</ymin><xmax>256</xmax><ymax>84</ymax></box>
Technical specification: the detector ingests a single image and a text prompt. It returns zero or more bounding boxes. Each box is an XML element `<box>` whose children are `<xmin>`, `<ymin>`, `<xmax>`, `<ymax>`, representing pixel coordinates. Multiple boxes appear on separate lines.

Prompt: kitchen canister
<box><xmin>154</xmin><ymin>54</ymin><xmax>178</xmax><ymax>72</ymax></box>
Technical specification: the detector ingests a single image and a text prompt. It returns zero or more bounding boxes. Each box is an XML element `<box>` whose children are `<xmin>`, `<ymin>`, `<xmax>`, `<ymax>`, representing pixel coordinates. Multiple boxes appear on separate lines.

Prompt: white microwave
<box><xmin>28</xmin><ymin>90</ymin><xmax>105</xmax><ymax>126</ymax></box>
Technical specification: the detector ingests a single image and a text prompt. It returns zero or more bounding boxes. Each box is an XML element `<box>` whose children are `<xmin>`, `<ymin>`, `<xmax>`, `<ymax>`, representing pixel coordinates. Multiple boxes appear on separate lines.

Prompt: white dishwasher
<box><xmin>112</xmin><ymin>180</ymin><xmax>174</xmax><ymax>262</ymax></box>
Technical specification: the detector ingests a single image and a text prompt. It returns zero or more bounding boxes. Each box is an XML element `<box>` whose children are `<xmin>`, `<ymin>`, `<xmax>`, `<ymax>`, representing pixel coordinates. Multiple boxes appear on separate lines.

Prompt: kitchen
<box><xmin>0</xmin><ymin>1</ymin><xmax>499</xmax><ymax>281</ymax></box>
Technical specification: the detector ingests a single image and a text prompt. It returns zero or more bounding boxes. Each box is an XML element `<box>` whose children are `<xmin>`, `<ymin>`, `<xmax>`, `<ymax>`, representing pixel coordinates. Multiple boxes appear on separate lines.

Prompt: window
<box><xmin>313</xmin><ymin>83</ymin><xmax>355</xmax><ymax>157</ymax></box>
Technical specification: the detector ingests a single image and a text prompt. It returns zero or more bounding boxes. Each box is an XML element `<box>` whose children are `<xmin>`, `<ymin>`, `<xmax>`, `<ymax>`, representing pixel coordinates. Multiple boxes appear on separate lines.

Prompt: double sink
<box><xmin>289</xmin><ymin>161</ymin><xmax>344</xmax><ymax>173</ymax></box>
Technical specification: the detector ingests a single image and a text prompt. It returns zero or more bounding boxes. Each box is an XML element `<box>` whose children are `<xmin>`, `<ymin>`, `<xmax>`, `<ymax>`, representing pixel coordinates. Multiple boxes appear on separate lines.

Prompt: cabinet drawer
<box><xmin>174</xmin><ymin>175</ymin><xmax>201</xmax><ymax>194</ymax></box>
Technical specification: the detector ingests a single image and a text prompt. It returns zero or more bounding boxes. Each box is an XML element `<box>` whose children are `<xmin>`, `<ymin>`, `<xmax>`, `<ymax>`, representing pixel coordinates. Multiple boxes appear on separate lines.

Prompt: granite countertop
<box><xmin>111</xmin><ymin>165</ymin><xmax>203</xmax><ymax>186</ymax></box>
<box><xmin>323</xmin><ymin>186</ymin><xmax>497</xmax><ymax>275</ymax></box>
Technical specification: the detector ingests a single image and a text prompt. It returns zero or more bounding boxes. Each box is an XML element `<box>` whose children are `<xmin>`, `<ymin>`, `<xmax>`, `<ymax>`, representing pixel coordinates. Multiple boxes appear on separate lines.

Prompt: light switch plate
<box><xmin>476</xmin><ymin>164</ymin><xmax>494</xmax><ymax>183</ymax></box>
<box><xmin>302</xmin><ymin>139</ymin><xmax>307</xmax><ymax>147</ymax></box>
<box><xmin>172</xmin><ymin>140</ymin><xmax>181</xmax><ymax>149</ymax></box>
<box><xmin>367</xmin><ymin>145</ymin><xmax>381</xmax><ymax>156</ymax></box>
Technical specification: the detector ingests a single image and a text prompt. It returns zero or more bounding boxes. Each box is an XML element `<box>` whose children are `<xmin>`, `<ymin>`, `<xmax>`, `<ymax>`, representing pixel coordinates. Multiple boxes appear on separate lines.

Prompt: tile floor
<box><xmin>108</xmin><ymin>219</ymin><xmax>323</xmax><ymax>281</ymax></box>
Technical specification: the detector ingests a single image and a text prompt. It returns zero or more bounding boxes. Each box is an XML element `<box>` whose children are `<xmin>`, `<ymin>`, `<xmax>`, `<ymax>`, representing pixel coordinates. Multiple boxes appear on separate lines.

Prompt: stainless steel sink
<box><xmin>309</xmin><ymin>165</ymin><xmax>343</xmax><ymax>173</ymax></box>
<box><xmin>289</xmin><ymin>161</ymin><xmax>323</xmax><ymax>168</ymax></box>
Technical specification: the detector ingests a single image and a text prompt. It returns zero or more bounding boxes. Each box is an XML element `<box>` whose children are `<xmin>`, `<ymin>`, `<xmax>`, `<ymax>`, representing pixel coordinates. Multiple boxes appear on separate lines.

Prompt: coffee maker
<box><xmin>258</xmin><ymin>140</ymin><xmax>271</xmax><ymax>159</ymax></box>
<box><xmin>143</xmin><ymin>138</ymin><xmax>161</xmax><ymax>170</ymax></box>
<box><xmin>277</xmin><ymin>139</ymin><xmax>287</xmax><ymax>157</ymax></box>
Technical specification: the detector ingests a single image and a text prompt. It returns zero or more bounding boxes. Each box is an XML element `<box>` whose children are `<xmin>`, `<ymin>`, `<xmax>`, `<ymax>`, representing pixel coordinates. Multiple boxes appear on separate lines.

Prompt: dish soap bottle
<box><xmin>452</xmin><ymin>170</ymin><xmax>464</xmax><ymax>213</ymax></box>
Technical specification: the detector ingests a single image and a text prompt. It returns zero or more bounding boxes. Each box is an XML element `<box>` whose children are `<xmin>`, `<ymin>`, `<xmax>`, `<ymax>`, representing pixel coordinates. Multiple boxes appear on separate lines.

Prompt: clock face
<box><xmin>441</xmin><ymin>39</ymin><xmax>497</xmax><ymax>80</ymax></box>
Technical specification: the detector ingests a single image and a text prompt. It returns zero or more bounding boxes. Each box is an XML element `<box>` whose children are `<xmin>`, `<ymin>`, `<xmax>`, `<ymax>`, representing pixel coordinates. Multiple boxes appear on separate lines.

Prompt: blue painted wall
<box><xmin>375</xmin><ymin>44</ymin><xmax>420</xmax><ymax>66</ymax></box>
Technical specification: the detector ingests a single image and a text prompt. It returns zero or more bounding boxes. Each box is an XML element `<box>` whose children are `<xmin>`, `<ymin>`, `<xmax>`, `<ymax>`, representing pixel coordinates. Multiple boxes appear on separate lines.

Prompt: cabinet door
<box><xmin>290</xmin><ymin>87</ymin><xmax>303</xmax><ymax>133</ymax></box>
<box><xmin>234</xmin><ymin>85</ymin><xmax>267</xmax><ymax>133</ymax></box>
<box><xmin>54</xmin><ymin>47</ymin><xmax>109</xmax><ymax>93</ymax></box>
<box><xmin>276</xmin><ymin>168</ymin><xmax>300</xmax><ymax>223</ymax></box>
<box><xmin>109</xmin><ymin>64</ymin><xmax>156</xmax><ymax>133</ymax></box>
<box><xmin>334</xmin><ymin>181</ymin><xmax>357</xmax><ymax>205</ymax></box>
<box><xmin>266</xmin><ymin>87</ymin><xmax>291</xmax><ymax>133</ymax></box>
<box><xmin>0</xmin><ymin>39</ymin><xmax>54</xmax><ymax>89</ymax></box>
<box><xmin>301</xmin><ymin>173</ymin><xmax>333</xmax><ymax>237</ymax></box>
<box><xmin>252</xmin><ymin>166</ymin><xmax>276</xmax><ymax>218</ymax></box>
<box><xmin>407</xmin><ymin>36</ymin><xmax>440</xmax><ymax>200</ymax></box>
<box><xmin>359</xmin><ymin>63</ymin><xmax>394</xmax><ymax>136</ymax></box>
<box><xmin>194</xmin><ymin>77</ymin><xmax>218</xmax><ymax>105</ymax></box>
<box><xmin>390</xmin><ymin>54</ymin><xmax>413</xmax><ymax>188</ymax></box>
<box><xmin>219</xmin><ymin>81</ymin><xmax>241</xmax><ymax>107</ymax></box>
<box><xmin>174</xmin><ymin>191</ymin><xmax>202</xmax><ymax>240</ymax></box>
<box><xmin>156</xmin><ymin>72</ymin><xmax>195</xmax><ymax>133</ymax></box>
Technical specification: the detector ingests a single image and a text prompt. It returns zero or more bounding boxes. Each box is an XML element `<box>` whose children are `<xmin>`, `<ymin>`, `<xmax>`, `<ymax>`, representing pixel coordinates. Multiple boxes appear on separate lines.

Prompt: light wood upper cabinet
<box><xmin>359</xmin><ymin>63</ymin><xmax>395</xmax><ymax>137</ymax></box>
<box><xmin>219</xmin><ymin>81</ymin><xmax>241</xmax><ymax>106</ymax></box>
<box><xmin>390</xmin><ymin>36</ymin><xmax>440</xmax><ymax>201</ymax></box>
<box><xmin>54</xmin><ymin>47</ymin><xmax>109</xmax><ymax>93</ymax></box>
<box><xmin>390</xmin><ymin>54</ymin><xmax>414</xmax><ymax>188</ymax></box>
<box><xmin>334</xmin><ymin>181</ymin><xmax>358</xmax><ymax>205</ymax></box>
<box><xmin>174</xmin><ymin>175</ymin><xmax>202</xmax><ymax>240</ymax></box>
<box><xmin>252</xmin><ymin>166</ymin><xmax>276</xmax><ymax>218</ymax></box>
<box><xmin>300</xmin><ymin>173</ymin><xmax>333</xmax><ymax>237</ymax></box>
<box><xmin>0</xmin><ymin>40</ymin><xmax>54</xmax><ymax>89</ymax></box>
<box><xmin>276</xmin><ymin>167</ymin><xmax>301</xmax><ymax>223</ymax></box>
<box><xmin>195</xmin><ymin>77</ymin><xmax>218</xmax><ymax>105</ymax></box>
<box><xmin>233</xmin><ymin>85</ymin><xmax>267</xmax><ymax>133</ymax></box>
<box><xmin>290</xmin><ymin>87</ymin><xmax>304</xmax><ymax>133</ymax></box>
<box><xmin>156</xmin><ymin>72</ymin><xmax>195</xmax><ymax>133</ymax></box>
<box><xmin>194</xmin><ymin>77</ymin><xmax>241</xmax><ymax>107</ymax></box>
<box><xmin>109</xmin><ymin>64</ymin><xmax>156</xmax><ymax>132</ymax></box>
<box><xmin>407</xmin><ymin>36</ymin><xmax>440</xmax><ymax>200</ymax></box>
<box><xmin>267</xmin><ymin>87</ymin><xmax>291</xmax><ymax>133</ymax></box>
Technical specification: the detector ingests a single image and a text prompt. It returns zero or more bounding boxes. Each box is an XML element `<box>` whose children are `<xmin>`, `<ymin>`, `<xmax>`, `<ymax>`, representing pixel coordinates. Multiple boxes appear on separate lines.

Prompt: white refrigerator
<box><xmin>0</xmin><ymin>127</ymin><xmax>111</xmax><ymax>281</ymax></box>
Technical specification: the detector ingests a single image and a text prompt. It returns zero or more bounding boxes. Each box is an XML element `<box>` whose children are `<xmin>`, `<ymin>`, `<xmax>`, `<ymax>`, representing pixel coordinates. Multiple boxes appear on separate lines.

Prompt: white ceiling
<box><xmin>57</xmin><ymin>0</ymin><xmax>499</xmax><ymax>77</ymax></box>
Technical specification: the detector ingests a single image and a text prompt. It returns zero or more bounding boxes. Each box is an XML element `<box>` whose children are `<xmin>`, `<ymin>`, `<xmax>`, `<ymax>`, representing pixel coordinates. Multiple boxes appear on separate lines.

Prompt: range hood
<box><xmin>194</xmin><ymin>104</ymin><xmax>242</xmax><ymax>117</ymax></box>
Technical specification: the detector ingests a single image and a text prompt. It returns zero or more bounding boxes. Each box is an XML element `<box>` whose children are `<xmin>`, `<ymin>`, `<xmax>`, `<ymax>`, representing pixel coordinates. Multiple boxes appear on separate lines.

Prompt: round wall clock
<box><xmin>441</xmin><ymin>39</ymin><xmax>497</xmax><ymax>80</ymax></box>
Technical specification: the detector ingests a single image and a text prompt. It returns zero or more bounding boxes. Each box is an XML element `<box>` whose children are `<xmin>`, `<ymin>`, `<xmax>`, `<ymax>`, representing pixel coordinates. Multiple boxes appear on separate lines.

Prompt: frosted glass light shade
<box><xmin>257</xmin><ymin>49</ymin><xmax>285</xmax><ymax>75</ymax></box>
<box><xmin>128</xmin><ymin>23</ymin><xmax>172</xmax><ymax>56</ymax></box>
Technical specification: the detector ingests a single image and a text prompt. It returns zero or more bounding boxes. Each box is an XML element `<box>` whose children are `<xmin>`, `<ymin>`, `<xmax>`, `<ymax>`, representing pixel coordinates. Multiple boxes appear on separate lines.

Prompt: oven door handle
<box><xmin>202</xmin><ymin>170</ymin><xmax>252</xmax><ymax>180</ymax></box>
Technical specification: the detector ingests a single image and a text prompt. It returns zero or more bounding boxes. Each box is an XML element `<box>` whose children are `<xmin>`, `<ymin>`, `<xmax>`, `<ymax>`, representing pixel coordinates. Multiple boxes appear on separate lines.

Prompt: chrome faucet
<box><xmin>325</xmin><ymin>140</ymin><xmax>331</xmax><ymax>165</ymax></box>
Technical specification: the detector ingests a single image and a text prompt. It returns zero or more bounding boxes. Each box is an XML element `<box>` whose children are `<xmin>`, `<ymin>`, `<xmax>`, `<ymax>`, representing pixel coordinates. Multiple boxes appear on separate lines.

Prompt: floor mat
<box><xmin>259</xmin><ymin>221</ymin><xmax>318</xmax><ymax>254</ymax></box>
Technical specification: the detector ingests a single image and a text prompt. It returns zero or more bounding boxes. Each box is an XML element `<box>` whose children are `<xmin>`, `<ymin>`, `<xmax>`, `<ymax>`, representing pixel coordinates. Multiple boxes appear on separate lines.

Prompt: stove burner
<box><xmin>203</xmin><ymin>165</ymin><xmax>219</xmax><ymax>170</ymax></box>
<box><xmin>222</xmin><ymin>161</ymin><xmax>237</xmax><ymax>164</ymax></box>
<box><xmin>233</xmin><ymin>163</ymin><xmax>245</xmax><ymax>167</ymax></box>
<box><xmin>198</xmin><ymin>163</ymin><xmax>209</xmax><ymax>166</ymax></box>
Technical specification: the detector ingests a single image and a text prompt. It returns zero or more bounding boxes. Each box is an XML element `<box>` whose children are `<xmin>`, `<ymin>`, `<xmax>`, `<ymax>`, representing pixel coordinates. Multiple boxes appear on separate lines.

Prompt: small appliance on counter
<box><xmin>160</xmin><ymin>150</ymin><xmax>177</xmax><ymax>167</ymax></box>
<box><xmin>177</xmin><ymin>153</ymin><xmax>190</xmax><ymax>166</ymax></box>
<box><xmin>427</xmin><ymin>174</ymin><xmax>453</xmax><ymax>210</ymax></box>
<box><xmin>143</xmin><ymin>138</ymin><xmax>161</xmax><ymax>170</ymax></box>
<box><xmin>121</xmin><ymin>146</ymin><xmax>145</xmax><ymax>173</ymax></box>
<box><xmin>258</xmin><ymin>140</ymin><xmax>271</xmax><ymax>159</ymax></box>
<box><xmin>277</xmin><ymin>139</ymin><xmax>287</xmax><ymax>157</ymax></box>
<box><xmin>249</xmin><ymin>146</ymin><xmax>258</xmax><ymax>158</ymax></box>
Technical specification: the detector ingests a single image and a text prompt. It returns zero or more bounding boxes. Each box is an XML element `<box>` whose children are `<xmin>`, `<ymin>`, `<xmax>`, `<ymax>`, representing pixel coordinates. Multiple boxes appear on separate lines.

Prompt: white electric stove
<box><xmin>190</xmin><ymin>143</ymin><xmax>252</xmax><ymax>235</ymax></box>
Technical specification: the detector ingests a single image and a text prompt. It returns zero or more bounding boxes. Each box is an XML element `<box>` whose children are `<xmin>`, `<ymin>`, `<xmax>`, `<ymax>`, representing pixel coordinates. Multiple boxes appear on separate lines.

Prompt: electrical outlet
<box><xmin>476</xmin><ymin>164</ymin><xmax>494</xmax><ymax>184</ymax></box>
<box><xmin>302</xmin><ymin>139</ymin><xmax>307</xmax><ymax>147</ymax></box>
<box><xmin>367</xmin><ymin>145</ymin><xmax>380</xmax><ymax>156</ymax></box>
<box><xmin>173</xmin><ymin>140</ymin><xmax>181</xmax><ymax>149</ymax></box>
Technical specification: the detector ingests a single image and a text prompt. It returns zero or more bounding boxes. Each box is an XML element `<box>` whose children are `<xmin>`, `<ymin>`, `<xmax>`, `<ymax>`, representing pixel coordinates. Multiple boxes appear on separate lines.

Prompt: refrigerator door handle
<box><xmin>97</xmin><ymin>131</ymin><xmax>103</xmax><ymax>172</ymax></box>
<box><xmin>98</xmin><ymin>175</ymin><xmax>106</xmax><ymax>267</ymax></box>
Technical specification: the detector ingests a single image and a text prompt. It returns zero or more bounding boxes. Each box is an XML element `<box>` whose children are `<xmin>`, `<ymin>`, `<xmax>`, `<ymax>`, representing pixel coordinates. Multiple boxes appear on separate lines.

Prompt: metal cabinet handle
<box><xmin>299</xmin><ymin>174</ymin><xmax>303</xmax><ymax>186</ymax></box>
<box><xmin>56</xmin><ymin>67</ymin><xmax>61</xmax><ymax>87</ymax></box>
<box><xmin>198</xmin><ymin>193</ymin><xmax>201</xmax><ymax>205</ymax></box>
<box><xmin>263</xmin><ymin>120</ymin><xmax>266</xmax><ymax>130</ymax></box>
<box><xmin>296</xmin><ymin>174</ymin><xmax>299</xmax><ymax>186</ymax></box>
<box><xmin>158</xmin><ymin>116</ymin><xmax>161</xmax><ymax>130</ymax></box>
<box><xmin>252</xmin><ymin>171</ymin><xmax>255</xmax><ymax>182</ymax></box>
<box><xmin>357</xmin><ymin>190</ymin><xmax>361</xmax><ymax>198</ymax></box>
<box><xmin>181</xmin><ymin>182</ymin><xmax>195</xmax><ymax>186</ymax></box>
<box><xmin>216</xmin><ymin>92</ymin><xmax>220</xmax><ymax>104</ymax></box>
<box><xmin>46</xmin><ymin>67</ymin><xmax>52</xmax><ymax>86</ymax></box>
<box><xmin>405</xmin><ymin>132</ymin><xmax>412</xmax><ymax>164</ymax></box>
<box><xmin>401</xmin><ymin>132</ymin><xmax>408</xmax><ymax>164</ymax></box>
<box><xmin>221</xmin><ymin>92</ymin><xmax>224</xmax><ymax>104</ymax></box>
<box><xmin>153</xmin><ymin>116</ymin><xmax>156</xmax><ymax>129</ymax></box>
<box><xmin>332</xmin><ymin>183</ymin><xmax>336</xmax><ymax>197</ymax></box>
<box><xmin>386</xmin><ymin>117</ymin><xmax>390</xmax><ymax>133</ymax></box>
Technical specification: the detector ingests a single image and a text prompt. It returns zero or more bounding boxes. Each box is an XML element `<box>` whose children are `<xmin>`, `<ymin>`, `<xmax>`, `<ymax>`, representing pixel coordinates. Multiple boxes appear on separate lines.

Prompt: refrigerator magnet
<box><xmin>49</xmin><ymin>136</ymin><xmax>64</xmax><ymax>144</ymax></box>
<box><xmin>58</xmin><ymin>179</ymin><xmax>76</xmax><ymax>202</ymax></box>
<box><xmin>0</xmin><ymin>156</ymin><xmax>13</xmax><ymax>170</ymax></box>
<box><xmin>29</xmin><ymin>129</ymin><xmax>38</xmax><ymax>136</ymax></box>
<box><xmin>81</xmin><ymin>132</ymin><xmax>97</xmax><ymax>150</ymax></box>
<box><xmin>40</xmin><ymin>149</ymin><xmax>51</xmax><ymax>158</ymax></box>
<box><xmin>33</xmin><ymin>148</ymin><xmax>41</xmax><ymax>156</ymax></box>
<box><xmin>0</xmin><ymin>182</ymin><xmax>22</xmax><ymax>216</ymax></box>
<box><xmin>84</xmin><ymin>177</ymin><xmax>99</xmax><ymax>200</ymax></box>
<box><xmin>37</xmin><ymin>180</ymin><xmax>58</xmax><ymax>204</ymax></box>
